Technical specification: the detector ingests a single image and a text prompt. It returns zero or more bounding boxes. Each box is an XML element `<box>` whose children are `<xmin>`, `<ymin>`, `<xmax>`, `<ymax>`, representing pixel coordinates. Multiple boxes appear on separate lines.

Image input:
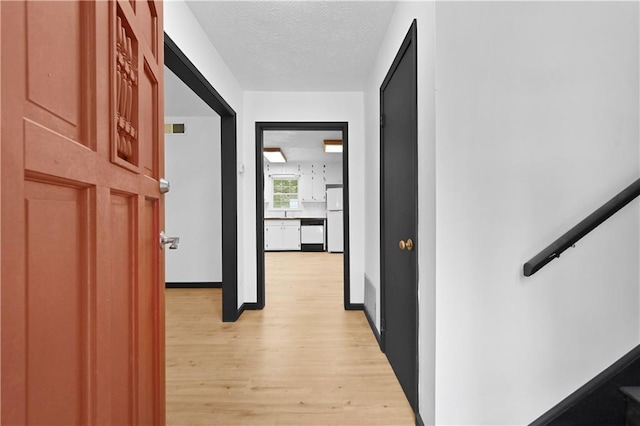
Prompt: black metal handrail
<box><xmin>524</xmin><ymin>178</ymin><xmax>640</xmax><ymax>276</ymax></box>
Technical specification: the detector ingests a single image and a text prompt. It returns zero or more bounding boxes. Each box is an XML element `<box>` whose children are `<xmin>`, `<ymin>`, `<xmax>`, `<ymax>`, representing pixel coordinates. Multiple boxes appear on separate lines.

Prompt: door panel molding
<box><xmin>163</xmin><ymin>34</ymin><xmax>239</xmax><ymax>322</ymax></box>
<box><xmin>255</xmin><ymin>122</ymin><xmax>353</xmax><ymax>310</ymax></box>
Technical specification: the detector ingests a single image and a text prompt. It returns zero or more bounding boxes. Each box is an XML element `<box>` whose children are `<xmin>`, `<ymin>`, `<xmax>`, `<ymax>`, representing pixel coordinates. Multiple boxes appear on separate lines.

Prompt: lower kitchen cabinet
<box><xmin>265</xmin><ymin>220</ymin><xmax>300</xmax><ymax>251</ymax></box>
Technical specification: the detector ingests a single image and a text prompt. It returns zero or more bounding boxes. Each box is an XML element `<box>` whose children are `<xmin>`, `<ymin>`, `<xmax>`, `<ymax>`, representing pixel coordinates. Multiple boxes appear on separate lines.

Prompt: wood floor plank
<box><xmin>166</xmin><ymin>252</ymin><xmax>415</xmax><ymax>425</ymax></box>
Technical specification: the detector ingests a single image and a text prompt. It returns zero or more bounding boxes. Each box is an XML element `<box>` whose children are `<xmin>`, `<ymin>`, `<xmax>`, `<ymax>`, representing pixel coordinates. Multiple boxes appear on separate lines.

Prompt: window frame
<box><xmin>271</xmin><ymin>176</ymin><xmax>300</xmax><ymax>210</ymax></box>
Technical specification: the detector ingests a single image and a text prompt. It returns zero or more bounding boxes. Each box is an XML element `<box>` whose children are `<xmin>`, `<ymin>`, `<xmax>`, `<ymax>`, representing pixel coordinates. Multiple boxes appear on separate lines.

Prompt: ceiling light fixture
<box><xmin>324</xmin><ymin>139</ymin><xmax>343</xmax><ymax>153</ymax></box>
<box><xmin>264</xmin><ymin>147</ymin><xmax>287</xmax><ymax>163</ymax></box>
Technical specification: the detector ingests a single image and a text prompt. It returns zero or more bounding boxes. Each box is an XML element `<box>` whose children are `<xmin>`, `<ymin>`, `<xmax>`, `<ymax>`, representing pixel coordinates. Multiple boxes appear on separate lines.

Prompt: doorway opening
<box><xmin>255</xmin><ymin>122</ymin><xmax>357</xmax><ymax>310</ymax></box>
<box><xmin>164</xmin><ymin>65</ymin><xmax>222</xmax><ymax>291</ymax></box>
<box><xmin>164</xmin><ymin>34</ymin><xmax>239</xmax><ymax>322</ymax></box>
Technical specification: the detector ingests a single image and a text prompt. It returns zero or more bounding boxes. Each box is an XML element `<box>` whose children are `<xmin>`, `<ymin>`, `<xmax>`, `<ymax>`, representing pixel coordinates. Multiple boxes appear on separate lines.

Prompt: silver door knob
<box><xmin>159</xmin><ymin>178</ymin><xmax>170</xmax><ymax>194</ymax></box>
<box><xmin>160</xmin><ymin>231</ymin><xmax>180</xmax><ymax>249</ymax></box>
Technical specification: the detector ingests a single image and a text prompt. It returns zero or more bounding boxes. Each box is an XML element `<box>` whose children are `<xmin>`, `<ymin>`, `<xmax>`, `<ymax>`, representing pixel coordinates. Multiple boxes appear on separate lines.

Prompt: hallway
<box><xmin>165</xmin><ymin>252</ymin><xmax>414</xmax><ymax>425</ymax></box>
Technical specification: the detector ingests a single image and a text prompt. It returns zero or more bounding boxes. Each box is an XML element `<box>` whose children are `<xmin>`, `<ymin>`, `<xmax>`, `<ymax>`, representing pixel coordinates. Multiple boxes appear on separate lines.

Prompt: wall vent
<box><xmin>164</xmin><ymin>123</ymin><xmax>186</xmax><ymax>134</ymax></box>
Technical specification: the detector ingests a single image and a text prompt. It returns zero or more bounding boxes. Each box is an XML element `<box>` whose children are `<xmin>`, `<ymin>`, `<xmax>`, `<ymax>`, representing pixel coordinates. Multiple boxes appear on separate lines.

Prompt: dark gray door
<box><xmin>380</xmin><ymin>20</ymin><xmax>418</xmax><ymax>412</ymax></box>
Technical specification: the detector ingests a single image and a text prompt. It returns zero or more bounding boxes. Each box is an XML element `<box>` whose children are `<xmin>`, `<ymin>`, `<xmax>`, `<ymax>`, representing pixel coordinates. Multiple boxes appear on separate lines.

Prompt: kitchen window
<box><xmin>272</xmin><ymin>177</ymin><xmax>299</xmax><ymax>209</ymax></box>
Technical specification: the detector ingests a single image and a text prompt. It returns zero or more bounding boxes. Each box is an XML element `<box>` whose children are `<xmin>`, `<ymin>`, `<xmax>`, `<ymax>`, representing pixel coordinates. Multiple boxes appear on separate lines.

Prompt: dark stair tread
<box><xmin>620</xmin><ymin>387</ymin><xmax>640</xmax><ymax>404</ymax></box>
<box><xmin>620</xmin><ymin>387</ymin><xmax>640</xmax><ymax>426</ymax></box>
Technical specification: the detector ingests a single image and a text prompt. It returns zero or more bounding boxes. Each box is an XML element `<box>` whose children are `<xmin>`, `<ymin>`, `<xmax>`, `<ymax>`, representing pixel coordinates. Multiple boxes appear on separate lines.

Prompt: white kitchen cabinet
<box><xmin>282</xmin><ymin>225</ymin><xmax>301</xmax><ymax>250</ymax></box>
<box><xmin>264</xmin><ymin>220</ymin><xmax>300</xmax><ymax>251</ymax></box>
<box><xmin>326</xmin><ymin>162</ymin><xmax>343</xmax><ymax>185</ymax></box>
<box><xmin>311</xmin><ymin>175</ymin><xmax>326</xmax><ymax>201</ymax></box>
<box><xmin>264</xmin><ymin>222</ymin><xmax>282</xmax><ymax>250</ymax></box>
<box><xmin>299</xmin><ymin>165</ymin><xmax>326</xmax><ymax>202</ymax></box>
<box><xmin>299</xmin><ymin>164</ymin><xmax>313</xmax><ymax>202</ymax></box>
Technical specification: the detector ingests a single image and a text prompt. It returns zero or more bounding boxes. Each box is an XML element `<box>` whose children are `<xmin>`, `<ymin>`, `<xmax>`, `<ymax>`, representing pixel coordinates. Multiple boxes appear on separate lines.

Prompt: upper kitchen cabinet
<box><xmin>298</xmin><ymin>163</ymin><xmax>312</xmax><ymax>202</ymax></box>
<box><xmin>325</xmin><ymin>162</ymin><xmax>343</xmax><ymax>185</ymax></box>
<box><xmin>300</xmin><ymin>163</ymin><xmax>326</xmax><ymax>202</ymax></box>
<box><xmin>265</xmin><ymin>161</ymin><xmax>339</xmax><ymax>204</ymax></box>
<box><xmin>311</xmin><ymin>174</ymin><xmax>326</xmax><ymax>202</ymax></box>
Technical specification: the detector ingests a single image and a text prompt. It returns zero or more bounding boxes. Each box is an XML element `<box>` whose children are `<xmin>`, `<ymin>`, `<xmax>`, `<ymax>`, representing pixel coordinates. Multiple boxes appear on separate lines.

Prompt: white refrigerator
<box><xmin>326</xmin><ymin>187</ymin><xmax>343</xmax><ymax>253</ymax></box>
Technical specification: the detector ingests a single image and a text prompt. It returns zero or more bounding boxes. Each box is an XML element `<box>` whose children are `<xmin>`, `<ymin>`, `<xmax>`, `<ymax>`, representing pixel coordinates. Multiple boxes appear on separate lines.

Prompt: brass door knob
<box><xmin>406</xmin><ymin>238</ymin><xmax>414</xmax><ymax>251</ymax></box>
<box><xmin>398</xmin><ymin>238</ymin><xmax>414</xmax><ymax>251</ymax></box>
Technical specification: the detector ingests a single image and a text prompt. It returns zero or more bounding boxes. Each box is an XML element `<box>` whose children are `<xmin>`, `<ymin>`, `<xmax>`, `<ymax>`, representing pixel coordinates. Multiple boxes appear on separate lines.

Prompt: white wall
<box><xmin>434</xmin><ymin>2</ymin><xmax>639</xmax><ymax>424</ymax></box>
<box><xmin>365</xmin><ymin>1</ymin><xmax>639</xmax><ymax>424</ymax></box>
<box><xmin>242</xmin><ymin>91</ymin><xmax>365</xmax><ymax>304</ymax></box>
<box><xmin>165</xmin><ymin>116</ymin><xmax>222</xmax><ymax>283</ymax></box>
<box><xmin>363</xmin><ymin>2</ymin><xmax>437</xmax><ymax>422</ymax></box>
<box><xmin>164</xmin><ymin>1</ymin><xmax>246</xmax><ymax>306</ymax></box>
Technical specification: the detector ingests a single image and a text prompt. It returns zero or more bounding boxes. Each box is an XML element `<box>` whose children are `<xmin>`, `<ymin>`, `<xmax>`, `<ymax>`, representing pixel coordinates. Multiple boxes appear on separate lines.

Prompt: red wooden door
<box><xmin>1</xmin><ymin>1</ymin><xmax>165</xmax><ymax>424</ymax></box>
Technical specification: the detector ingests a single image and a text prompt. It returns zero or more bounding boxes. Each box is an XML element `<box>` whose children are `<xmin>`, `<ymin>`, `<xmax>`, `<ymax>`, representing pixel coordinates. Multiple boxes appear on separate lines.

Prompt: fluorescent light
<box><xmin>264</xmin><ymin>147</ymin><xmax>287</xmax><ymax>163</ymax></box>
<box><xmin>324</xmin><ymin>139</ymin><xmax>343</xmax><ymax>153</ymax></box>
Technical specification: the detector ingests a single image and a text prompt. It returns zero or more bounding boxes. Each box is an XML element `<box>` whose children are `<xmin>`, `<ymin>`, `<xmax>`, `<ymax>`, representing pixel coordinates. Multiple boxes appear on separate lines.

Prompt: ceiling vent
<box><xmin>164</xmin><ymin>123</ymin><xmax>186</xmax><ymax>134</ymax></box>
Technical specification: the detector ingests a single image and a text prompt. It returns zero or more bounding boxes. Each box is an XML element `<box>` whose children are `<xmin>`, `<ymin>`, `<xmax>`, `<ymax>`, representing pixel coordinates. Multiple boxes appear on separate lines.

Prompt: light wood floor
<box><xmin>165</xmin><ymin>251</ymin><xmax>414</xmax><ymax>425</ymax></box>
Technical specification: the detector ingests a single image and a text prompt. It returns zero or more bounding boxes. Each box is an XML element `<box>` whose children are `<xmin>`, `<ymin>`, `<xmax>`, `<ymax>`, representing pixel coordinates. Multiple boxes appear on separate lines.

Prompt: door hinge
<box><xmin>380</xmin><ymin>115</ymin><xmax>385</xmax><ymax>127</ymax></box>
<box><xmin>381</xmin><ymin>318</ymin><xmax>386</xmax><ymax>332</ymax></box>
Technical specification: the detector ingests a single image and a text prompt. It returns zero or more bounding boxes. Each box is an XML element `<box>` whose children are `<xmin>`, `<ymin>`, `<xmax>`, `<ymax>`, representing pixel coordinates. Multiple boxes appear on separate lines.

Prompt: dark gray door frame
<box><xmin>255</xmin><ymin>122</ymin><xmax>359</xmax><ymax>310</ymax></box>
<box><xmin>379</xmin><ymin>19</ymin><xmax>419</xmax><ymax>412</ymax></box>
<box><xmin>164</xmin><ymin>34</ymin><xmax>240</xmax><ymax>322</ymax></box>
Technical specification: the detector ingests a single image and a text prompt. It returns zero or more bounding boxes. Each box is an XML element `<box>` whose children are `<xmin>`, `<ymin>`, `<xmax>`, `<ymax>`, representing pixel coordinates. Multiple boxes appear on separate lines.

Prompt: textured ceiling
<box><xmin>165</xmin><ymin>66</ymin><xmax>217</xmax><ymax>117</ymax></box>
<box><xmin>186</xmin><ymin>1</ymin><xmax>397</xmax><ymax>91</ymax></box>
<box><xmin>264</xmin><ymin>130</ymin><xmax>343</xmax><ymax>163</ymax></box>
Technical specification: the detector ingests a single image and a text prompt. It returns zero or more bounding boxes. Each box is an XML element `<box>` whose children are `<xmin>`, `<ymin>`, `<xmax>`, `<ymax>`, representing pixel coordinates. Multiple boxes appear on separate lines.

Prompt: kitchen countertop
<box><xmin>264</xmin><ymin>217</ymin><xmax>326</xmax><ymax>221</ymax></box>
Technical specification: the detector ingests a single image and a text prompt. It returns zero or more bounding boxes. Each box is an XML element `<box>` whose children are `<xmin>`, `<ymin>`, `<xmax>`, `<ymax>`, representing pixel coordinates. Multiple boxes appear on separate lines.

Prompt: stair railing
<box><xmin>523</xmin><ymin>178</ymin><xmax>640</xmax><ymax>276</ymax></box>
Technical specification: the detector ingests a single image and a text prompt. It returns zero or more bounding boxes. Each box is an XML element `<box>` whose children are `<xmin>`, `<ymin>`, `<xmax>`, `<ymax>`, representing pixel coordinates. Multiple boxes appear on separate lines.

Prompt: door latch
<box><xmin>159</xmin><ymin>178</ymin><xmax>170</xmax><ymax>194</ymax></box>
<box><xmin>160</xmin><ymin>231</ymin><xmax>180</xmax><ymax>249</ymax></box>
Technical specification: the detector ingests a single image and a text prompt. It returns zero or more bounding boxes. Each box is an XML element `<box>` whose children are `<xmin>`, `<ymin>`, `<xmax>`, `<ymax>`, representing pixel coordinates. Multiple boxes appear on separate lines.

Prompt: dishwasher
<box><xmin>300</xmin><ymin>219</ymin><xmax>325</xmax><ymax>252</ymax></box>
